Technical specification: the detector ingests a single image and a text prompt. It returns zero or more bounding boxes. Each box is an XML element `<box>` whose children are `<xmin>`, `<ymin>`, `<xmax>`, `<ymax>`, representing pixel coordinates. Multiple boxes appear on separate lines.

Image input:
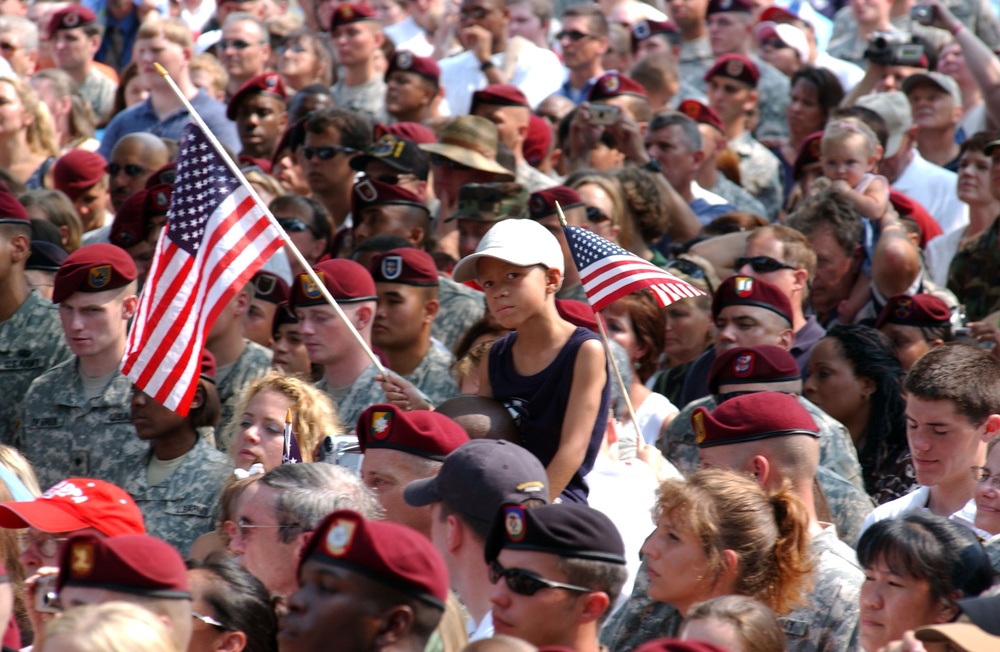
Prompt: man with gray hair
<box><xmin>219</xmin><ymin>13</ymin><xmax>271</xmax><ymax>98</ymax></box>
<box><xmin>643</xmin><ymin>110</ymin><xmax>735</xmax><ymax>225</ymax></box>
<box><xmin>229</xmin><ymin>463</ymin><xmax>382</xmax><ymax>598</ymax></box>
<box><xmin>0</xmin><ymin>15</ymin><xmax>38</xmax><ymax>77</ymax></box>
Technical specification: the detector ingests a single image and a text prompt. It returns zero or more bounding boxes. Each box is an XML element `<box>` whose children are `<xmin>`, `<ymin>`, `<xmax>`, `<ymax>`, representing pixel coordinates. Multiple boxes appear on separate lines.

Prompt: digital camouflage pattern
<box><xmin>318</xmin><ymin>362</ymin><xmax>386</xmax><ymax>433</ymax></box>
<box><xmin>404</xmin><ymin>344</ymin><xmax>457</xmax><ymax>407</ymax></box>
<box><xmin>214</xmin><ymin>340</ymin><xmax>273</xmax><ymax>451</ymax></box>
<box><xmin>729</xmin><ymin>130</ymin><xmax>784</xmax><ymax>221</ymax></box>
<box><xmin>433</xmin><ymin>276</ymin><xmax>486</xmax><ymax>352</ymax></box>
<box><xmin>711</xmin><ymin>174</ymin><xmax>768</xmax><ymax>218</ymax></box>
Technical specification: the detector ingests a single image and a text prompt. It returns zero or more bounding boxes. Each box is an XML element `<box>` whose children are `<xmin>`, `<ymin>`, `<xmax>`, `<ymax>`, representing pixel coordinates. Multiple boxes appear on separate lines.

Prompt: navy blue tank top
<box><xmin>488</xmin><ymin>327</ymin><xmax>611</xmax><ymax>503</ymax></box>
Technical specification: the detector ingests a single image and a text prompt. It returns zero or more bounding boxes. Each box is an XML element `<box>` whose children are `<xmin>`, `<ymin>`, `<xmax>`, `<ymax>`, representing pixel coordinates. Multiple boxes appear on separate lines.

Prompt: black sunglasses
<box><xmin>556</xmin><ymin>30</ymin><xmax>597</xmax><ymax>42</ymax></box>
<box><xmin>586</xmin><ymin>206</ymin><xmax>611</xmax><ymax>224</ymax></box>
<box><xmin>302</xmin><ymin>145</ymin><xmax>358</xmax><ymax>161</ymax></box>
<box><xmin>277</xmin><ymin>217</ymin><xmax>319</xmax><ymax>237</ymax></box>
<box><xmin>106</xmin><ymin>163</ymin><xmax>147</xmax><ymax>177</ymax></box>
<box><xmin>489</xmin><ymin>561</ymin><xmax>593</xmax><ymax>597</ymax></box>
<box><xmin>220</xmin><ymin>39</ymin><xmax>264</xmax><ymax>51</ymax></box>
<box><xmin>665</xmin><ymin>258</ymin><xmax>714</xmax><ymax>295</ymax></box>
<box><xmin>734</xmin><ymin>256</ymin><xmax>796</xmax><ymax>274</ymax></box>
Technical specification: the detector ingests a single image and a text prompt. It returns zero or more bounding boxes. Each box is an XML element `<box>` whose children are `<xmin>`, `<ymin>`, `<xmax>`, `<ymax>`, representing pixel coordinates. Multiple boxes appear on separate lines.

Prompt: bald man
<box><xmin>434</xmin><ymin>395</ymin><xmax>520</xmax><ymax>442</ymax></box>
<box><xmin>107</xmin><ymin>134</ymin><xmax>171</xmax><ymax>211</ymax></box>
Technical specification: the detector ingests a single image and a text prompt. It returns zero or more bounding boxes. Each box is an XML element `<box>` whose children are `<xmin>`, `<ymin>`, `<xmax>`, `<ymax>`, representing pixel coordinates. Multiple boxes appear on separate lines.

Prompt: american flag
<box><xmin>565</xmin><ymin>225</ymin><xmax>705</xmax><ymax>312</ymax></box>
<box><xmin>122</xmin><ymin>124</ymin><xmax>284</xmax><ymax>414</ymax></box>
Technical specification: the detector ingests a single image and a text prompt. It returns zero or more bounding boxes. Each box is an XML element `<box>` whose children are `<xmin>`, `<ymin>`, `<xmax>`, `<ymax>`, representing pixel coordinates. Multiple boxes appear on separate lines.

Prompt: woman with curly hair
<box><xmin>0</xmin><ymin>76</ymin><xmax>58</xmax><ymax>187</ymax></box>
<box><xmin>804</xmin><ymin>323</ymin><xmax>913</xmax><ymax>504</ymax></box>
<box><xmin>223</xmin><ymin>371</ymin><xmax>343</xmax><ymax>470</ymax></box>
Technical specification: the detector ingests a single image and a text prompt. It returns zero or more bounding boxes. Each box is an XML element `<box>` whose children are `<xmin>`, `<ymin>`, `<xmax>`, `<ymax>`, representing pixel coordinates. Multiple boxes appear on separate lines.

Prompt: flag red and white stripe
<box><xmin>564</xmin><ymin>225</ymin><xmax>705</xmax><ymax>311</ymax></box>
<box><xmin>122</xmin><ymin>124</ymin><xmax>283</xmax><ymax>414</ymax></box>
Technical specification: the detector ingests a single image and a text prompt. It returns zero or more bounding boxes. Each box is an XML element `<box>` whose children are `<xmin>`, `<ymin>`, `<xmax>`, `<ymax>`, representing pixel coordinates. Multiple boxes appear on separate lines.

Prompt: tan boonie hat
<box><xmin>419</xmin><ymin>116</ymin><xmax>515</xmax><ymax>179</ymax></box>
<box><xmin>446</xmin><ymin>182</ymin><xmax>528</xmax><ymax>223</ymax></box>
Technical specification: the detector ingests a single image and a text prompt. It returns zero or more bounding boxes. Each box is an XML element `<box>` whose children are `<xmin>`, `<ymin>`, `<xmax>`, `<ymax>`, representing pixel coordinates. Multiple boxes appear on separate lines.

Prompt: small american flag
<box><xmin>565</xmin><ymin>225</ymin><xmax>705</xmax><ymax>311</ymax></box>
<box><xmin>122</xmin><ymin>124</ymin><xmax>284</xmax><ymax>414</ymax></box>
<box><xmin>283</xmin><ymin>415</ymin><xmax>302</xmax><ymax>464</ymax></box>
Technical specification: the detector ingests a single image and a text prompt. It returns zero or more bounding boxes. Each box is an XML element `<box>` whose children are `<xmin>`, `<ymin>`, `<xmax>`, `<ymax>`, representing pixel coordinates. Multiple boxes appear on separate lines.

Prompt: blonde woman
<box><xmin>567</xmin><ymin>171</ymin><xmax>634</xmax><ymax>251</ymax></box>
<box><xmin>223</xmin><ymin>371</ymin><xmax>343</xmax><ymax>469</ymax></box>
<box><xmin>0</xmin><ymin>77</ymin><xmax>58</xmax><ymax>187</ymax></box>
<box><xmin>43</xmin><ymin>602</ymin><xmax>180</xmax><ymax>652</ymax></box>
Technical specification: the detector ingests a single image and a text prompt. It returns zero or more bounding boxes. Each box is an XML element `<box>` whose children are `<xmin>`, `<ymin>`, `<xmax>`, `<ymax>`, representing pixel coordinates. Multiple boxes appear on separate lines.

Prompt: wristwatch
<box><xmin>641</xmin><ymin>159</ymin><xmax>662</xmax><ymax>173</ymax></box>
<box><xmin>480</xmin><ymin>60</ymin><xmax>496</xmax><ymax>72</ymax></box>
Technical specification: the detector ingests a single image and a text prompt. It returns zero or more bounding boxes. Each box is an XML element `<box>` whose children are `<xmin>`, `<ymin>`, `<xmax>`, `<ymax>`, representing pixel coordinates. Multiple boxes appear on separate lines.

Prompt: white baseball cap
<box><xmin>754</xmin><ymin>22</ymin><xmax>810</xmax><ymax>64</ymax></box>
<box><xmin>452</xmin><ymin>219</ymin><xmax>565</xmax><ymax>284</ymax></box>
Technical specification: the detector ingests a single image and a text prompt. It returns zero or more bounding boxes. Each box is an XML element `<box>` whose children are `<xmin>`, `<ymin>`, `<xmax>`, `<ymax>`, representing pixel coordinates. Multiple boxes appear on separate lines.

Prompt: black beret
<box><xmin>484</xmin><ymin>503</ymin><xmax>626</xmax><ymax>565</ymax></box>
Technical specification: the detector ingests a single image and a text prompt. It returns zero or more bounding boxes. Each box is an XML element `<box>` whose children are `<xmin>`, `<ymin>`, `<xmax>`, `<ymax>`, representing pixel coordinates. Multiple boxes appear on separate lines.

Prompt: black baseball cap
<box><xmin>403</xmin><ymin>440</ymin><xmax>549</xmax><ymax>522</ymax></box>
<box><xmin>484</xmin><ymin>502</ymin><xmax>627</xmax><ymax>565</ymax></box>
<box><xmin>350</xmin><ymin>134</ymin><xmax>430</xmax><ymax>180</ymax></box>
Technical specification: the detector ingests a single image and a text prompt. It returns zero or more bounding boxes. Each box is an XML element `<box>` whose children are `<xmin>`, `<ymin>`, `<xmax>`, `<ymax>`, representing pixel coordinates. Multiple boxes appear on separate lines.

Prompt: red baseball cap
<box><xmin>0</xmin><ymin>479</ymin><xmax>145</xmax><ymax>536</ymax></box>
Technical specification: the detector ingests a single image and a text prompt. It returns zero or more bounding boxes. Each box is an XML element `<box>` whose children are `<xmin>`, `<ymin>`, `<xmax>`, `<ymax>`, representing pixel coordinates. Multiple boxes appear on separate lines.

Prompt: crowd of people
<box><xmin>0</xmin><ymin>0</ymin><xmax>999</xmax><ymax>649</ymax></box>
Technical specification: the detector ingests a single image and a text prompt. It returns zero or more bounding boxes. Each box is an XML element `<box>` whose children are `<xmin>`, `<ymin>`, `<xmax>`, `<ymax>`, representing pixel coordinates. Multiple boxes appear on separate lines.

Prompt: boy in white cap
<box><xmin>452</xmin><ymin>219</ymin><xmax>609</xmax><ymax>504</ymax></box>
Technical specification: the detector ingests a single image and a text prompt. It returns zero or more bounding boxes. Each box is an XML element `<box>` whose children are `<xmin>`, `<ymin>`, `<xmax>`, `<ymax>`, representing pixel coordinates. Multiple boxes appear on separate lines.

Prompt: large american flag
<box><xmin>565</xmin><ymin>225</ymin><xmax>705</xmax><ymax>311</ymax></box>
<box><xmin>122</xmin><ymin>124</ymin><xmax>284</xmax><ymax>414</ymax></box>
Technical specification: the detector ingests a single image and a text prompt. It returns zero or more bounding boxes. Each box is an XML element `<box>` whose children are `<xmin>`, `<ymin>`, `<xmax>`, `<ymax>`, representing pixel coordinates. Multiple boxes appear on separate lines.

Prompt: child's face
<box><xmin>477</xmin><ymin>258</ymin><xmax>555</xmax><ymax>328</ymax></box>
<box><xmin>905</xmin><ymin>395</ymin><xmax>991</xmax><ymax>490</ymax></box>
<box><xmin>821</xmin><ymin>133</ymin><xmax>875</xmax><ymax>186</ymax></box>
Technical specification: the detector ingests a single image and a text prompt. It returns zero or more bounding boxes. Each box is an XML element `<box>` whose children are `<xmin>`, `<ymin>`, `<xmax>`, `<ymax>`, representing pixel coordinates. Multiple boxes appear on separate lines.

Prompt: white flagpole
<box><xmin>153</xmin><ymin>62</ymin><xmax>388</xmax><ymax>378</ymax></box>
<box><xmin>554</xmin><ymin>201</ymin><xmax>646</xmax><ymax>453</ymax></box>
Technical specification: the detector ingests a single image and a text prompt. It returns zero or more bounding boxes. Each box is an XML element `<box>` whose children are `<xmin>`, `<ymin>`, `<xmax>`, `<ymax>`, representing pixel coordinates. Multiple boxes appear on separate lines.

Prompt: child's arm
<box><xmin>547</xmin><ymin>339</ymin><xmax>608</xmax><ymax>501</ymax></box>
<box><xmin>477</xmin><ymin>350</ymin><xmax>493</xmax><ymax>398</ymax></box>
<box><xmin>838</xmin><ymin>273</ymin><xmax>871</xmax><ymax>324</ymax></box>
<box><xmin>833</xmin><ymin>177</ymin><xmax>889</xmax><ymax>221</ymax></box>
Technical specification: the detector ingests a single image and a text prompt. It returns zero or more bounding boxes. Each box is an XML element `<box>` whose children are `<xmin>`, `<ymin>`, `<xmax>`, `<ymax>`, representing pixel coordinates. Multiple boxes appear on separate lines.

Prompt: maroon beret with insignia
<box><xmin>678</xmin><ymin>99</ymin><xmax>725</xmax><ymax>134</ymax></box>
<box><xmin>48</xmin><ymin>5</ymin><xmax>97</xmax><ymax>34</ymax></box>
<box><xmin>471</xmin><ymin>84</ymin><xmax>531</xmax><ymax>112</ymax></box>
<box><xmin>291</xmin><ymin>259</ymin><xmax>377</xmax><ymax>307</ymax></box>
<box><xmin>227</xmin><ymin>73</ymin><xmax>288</xmax><ymax>120</ymax></box>
<box><xmin>875</xmin><ymin>293</ymin><xmax>952</xmax><ymax>330</ymax></box>
<box><xmin>356</xmin><ymin>404</ymin><xmax>469</xmax><ymax>461</ymax></box>
<box><xmin>145</xmin><ymin>162</ymin><xmax>177</xmax><ymax>189</ymax></box>
<box><xmin>693</xmin><ymin>392</ymin><xmax>819</xmax><ymax>448</ymax></box>
<box><xmin>385</xmin><ymin>50</ymin><xmax>441</xmax><ymax>86</ymax></box>
<box><xmin>351</xmin><ymin>176</ymin><xmax>429</xmax><ymax>217</ymax></box>
<box><xmin>0</xmin><ymin>183</ymin><xmax>28</xmax><ymax>225</ymax></box>
<box><xmin>708</xmin><ymin>345</ymin><xmax>801</xmax><ymax>395</ymax></box>
<box><xmin>57</xmin><ymin>533</ymin><xmax>190</xmax><ymax>599</ymax></box>
<box><xmin>375</xmin><ymin>122</ymin><xmax>438</xmax><ymax>145</ymax></box>
<box><xmin>330</xmin><ymin>2</ymin><xmax>378</xmax><ymax>31</ymax></box>
<box><xmin>370</xmin><ymin>248</ymin><xmax>439</xmax><ymax>286</ymax></box>
<box><xmin>52</xmin><ymin>243</ymin><xmax>137</xmax><ymax>304</ymax></box>
<box><xmin>712</xmin><ymin>275</ymin><xmax>792</xmax><ymax>325</ymax></box>
<box><xmin>251</xmin><ymin>271</ymin><xmax>290</xmax><ymax>305</ymax></box>
<box><xmin>53</xmin><ymin>150</ymin><xmax>108</xmax><ymax>202</ymax></box>
<box><xmin>528</xmin><ymin>186</ymin><xmax>584</xmax><ymax>220</ymax></box>
<box><xmin>706</xmin><ymin>0</ymin><xmax>754</xmax><ymax>15</ymax></box>
<box><xmin>704</xmin><ymin>53</ymin><xmax>760</xmax><ymax>87</ymax></box>
<box><xmin>630</xmin><ymin>19</ymin><xmax>679</xmax><ymax>52</ymax></box>
<box><xmin>587</xmin><ymin>71</ymin><xmax>648</xmax><ymax>101</ymax></box>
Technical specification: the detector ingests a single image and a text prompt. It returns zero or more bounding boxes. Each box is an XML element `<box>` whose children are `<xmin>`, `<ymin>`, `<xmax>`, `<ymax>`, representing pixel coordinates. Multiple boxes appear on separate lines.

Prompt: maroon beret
<box><xmin>53</xmin><ymin>150</ymin><xmax>108</xmax><ymax>202</ymax></box>
<box><xmin>370</xmin><ymin>248</ymin><xmax>439</xmax><ymax>286</ymax></box>
<box><xmin>708</xmin><ymin>345</ymin><xmax>801</xmax><ymax>395</ymax></box>
<box><xmin>706</xmin><ymin>0</ymin><xmax>754</xmax><ymax>14</ymax></box>
<box><xmin>357</xmin><ymin>404</ymin><xmax>469</xmax><ymax>461</ymax></box>
<box><xmin>375</xmin><ymin>122</ymin><xmax>438</xmax><ymax>145</ymax></box>
<box><xmin>588</xmin><ymin>71</ymin><xmax>648</xmax><ymax>101</ymax></box>
<box><xmin>555</xmin><ymin>299</ymin><xmax>598</xmax><ymax>332</ymax></box>
<box><xmin>272</xmin><ymin>300</ymin><xmax>298</xmax><ymax>333</ymax></box>
<box><xmin>251</xmin><ymin>271</ymin><xmax>290</xmax><ymax>304</ymax></box>
<box><xmin>200</xmin><ymin>348</ymin><xmax>217</xmax><ymax>382</ymax></box>
<box><xmin>385</xmin><ymin>50</ymin><xmax>441</xmax><ymax>86</ymax></box>
<box><xmin>48</xmin><ymin>5</ymin><xmax>97</xmax><ymax>34</ymax></box>
<box><xmin>712</xmin><ymin>275</ymin><xmax>793</xmax><ymax>325</ymax></box>
<box><xmin>630</xmin><ymin>19</ymin><xmax>679</xmax><ymax>52</ymax></box>
<box><xmin>145</xmin><ymin>162</ymin><xmax>177</xmax><ymax>189</ymax></box>
<box><xmin>523</xmin><ymin>114</ymin><xmax>552</xmax><ymax>168</ymax></box>
<box><xmin>693</xmin><ymin>391</ymin><xmax>819</xmax><ymax>448</ymax></box>
<box><xmin>634</xmin><ymin>639</ymin><xmax>734</xmax><ymax>652</ymax></box>
<box><xmin>351</xmin><ymin>177</ymin><xmax>428</xmax><ymax>218</ymax></box>
<box><xmin>678</xmin><ymin>99</ymin><xmax>725</xmax><ymax>134</ymax></box>
<box><xmin>238</xmin><ymin>155</ymin><xmax>273</xmax><ymax>175</ymax></box>
<box><xmin>292</xmin><ymin>259</ymin><xmax>377</xmax><ymax>307</ymax></box>
<box><xmin>875</xmin><ymin>293</ymin><xmax>953</xmax><ymax>330</ymax></box>
<box><xmin>705</xmin><ymin>54</ymin><xmax>760</xmax><ymax>87</ymax></box>
<box><xmin>471</xmin><ymin>84</ymin><xmax>530</xmax><ymax>112</ymax></box>
<box><xmin>110</xmin><ymin>186</ymin><xmax>172</xmax><ymax>248</ymax></box>
<box><xmin>52</xmin><ymin>244</ymin><xmax>138</xmax><ymax>304</ymax></box>
<box><xmin>529</xmin><ymin>186</ymin><xmax>584</xmax><ymax>220</ymax></box>
<box><xmin>299</xmin><ymin>510</ymin><xmax>449</xmax><ymax>608</ymax></box>
<box><xmin>57</xmin><ymin>533</ymin><xmax>190</xmax><ymax>599</ymax></box>
<box><xmin>331</xmin><ymin>2</ymin><xmax>378</xmax><ymax>30</ymax></box>
<box><xmin>792</xmin><ymin>131</ymin><xmax>824</xmax><ymax>181</ymax></box>
<box><xmin>227</xmin><ymin>73</ymin><xmax>288</xmax><ymax>121</ymax></box>
<box><xmin>0</xmin><ymin>184</ymin><xmax>28</xmax><ymax>225</ymax></box>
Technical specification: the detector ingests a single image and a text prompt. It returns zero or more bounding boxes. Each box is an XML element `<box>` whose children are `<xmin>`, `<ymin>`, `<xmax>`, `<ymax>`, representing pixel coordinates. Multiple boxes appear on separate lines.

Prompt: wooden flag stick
<box><xmin>154</xmin><ymin>63</ymin><xmax>387</xmax><ymax>378</ymax></box>
<box><xmin>554</xmin><ymin>201</ymin><xmax>646</xmax><ymax>454</ymax></box>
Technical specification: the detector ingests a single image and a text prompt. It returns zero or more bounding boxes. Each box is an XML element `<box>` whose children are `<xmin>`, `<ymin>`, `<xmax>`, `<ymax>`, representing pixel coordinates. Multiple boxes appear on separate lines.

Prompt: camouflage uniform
<box><xmin>828</xmin><ymin>8</ymin><xmax>952</xmax><ymax>65</ymax></box>
<box><xmin>729</xmin><ymin>130</ymin><xmax>784</xmax><ymax>220</ymax></box>
<box><xmin>557</xmin><ymin>282</ymin><xmax>588</xmax><ymax>302</ymax></box>
<box><xmin>601</xmin><ymin>526</ymin><xmax>863</xmax><ymax>652</ymax></box>
<box><xmin>516</xmin><ymin>161</ymin><xmax>557</xmax><ymax>193</ymax></box>
<box><xmin>215</xmin><ymin>340</ymin><xmax>273</xmax><ymax>451</ymax></box>
<box><xmin>433</xmin><ymin>276</ymin><xmax>485</xmax><ymax>352</ymax></box>
<box><xmin>711</xmin><ymin>174</ymin><xmax>769</xmax><ymax>218</ymax></box>
<box><xmin>678</xmin><ymin>36</ymin><xmax>714</xmax><ymax>93</ymax></box>
<box><xmin>668</xmin><ymin>79</ymin><xmax>709</xmax><ymax>109</ymax></box>
<box><xmin>17</xmin><ymin>359</ymin><xmax>144</xmax><ymax>489</ymax></box>
<box><xmin>947</xmin><ymin>220</ymin><xmax>1000</xmax><ymax>322</ymax></box>
<box><xmin>318</xmin><ymin>362</ymin><xmax>386</xmax><ymax>433</ymax></box>
<box><xmin>116</xmin><ymin>436</ymin><xmax>231</xmax><ymax>555</ymax></box>
<box><xmin>985</xmin><ymin>535</ymin><xmax>1000</xmax><ymax>573</ymax></box>
<box><xmin>751</xmin><ymin>56</ymin><xmax>790</xmax><ymax>142</ymax></box>
<box><xmin>331</xmin><ymin>78</ymin><xmax>388</xmax><ymax>124</ymax></box>
<box><xmin>405</xmin><ymin>345</ymin><xmax>457</xmax><ymax>406</ymax></box>
<box><xmin>814</xmin><ymin>465</ymin><xmax>875</xmax><ymax>548</ymax></box>
<box><xmin>0</xmin><ymin>291</ymin><xmax>71</xmax><ymax>445</ymax></box>
<box><xmin>657</xmin><ymin>395</ymin><xmax>864</xmax><ymax>489</ymax></box>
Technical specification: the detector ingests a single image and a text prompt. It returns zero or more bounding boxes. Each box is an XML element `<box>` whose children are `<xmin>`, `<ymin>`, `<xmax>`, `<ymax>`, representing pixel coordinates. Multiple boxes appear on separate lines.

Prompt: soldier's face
<box><xmin>131</xmin><ymin>386</ymin><xmax>189</xmax><ymax>441</ymax></box>
<box><xmin>272</xmin><ymin>322</ymin><xmax>312</xmax><ymax>377</ymax></box>
<box><xmin>372</xmin><ymin>283</ymin><xmax>435</xmax><ymax>352</ymax></box>
<box><xmin>296</xmin><ymin>303</ymin><xmax>371</xmax><ymax>366</ymax></box>
<box><xmin>58</xmin><ymin>288</ymin><xmax>134</xmax><ymax>359</ymax></box>
<box><xmin>236</xmin><ymin>94</ymin><xmax>287</xmax><ymax>160</ymax></box>
<box><xmin>244</xmin><ymin>298</ymin><xmax>278</xmax><ymax>348</ymax></box>
<box><xmin>714</xmin><ymin>305</ymin><xmax>791</xmax><ymax>351</ymax></box>
<box><xmin>360</xmin><ymin>449</ymin><xmax>435</xmax><ymax>535</ymax></box>
<box><xmin>385</xmin><ymin>71</ymin><xmax>434</xmax><ymax>119</ymax></box>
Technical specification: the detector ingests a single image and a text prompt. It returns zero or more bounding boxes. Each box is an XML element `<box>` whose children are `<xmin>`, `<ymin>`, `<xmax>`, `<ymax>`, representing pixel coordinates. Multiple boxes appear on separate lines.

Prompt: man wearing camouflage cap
<box><xmin>404</xmin><ymin>439</ymin><xmax>549</xmax><ymax>641</ymax></box>
<box><xmin>447</xmin><ymin>182</ymin><xmax>528</xmax><ymax>259</ymax></box>
<box><xmin>280</xmin><ymin>509</ymin><xmax>449</xmax><ymax>652</ymax></box>
<box><xmin>357</xmin><ymin>403</ymin><xmax>469</xmax><ymax>536</ymax></box>
<box><xmin>369</xmin><ymin>248</ymin><xmax>457</xmax><ymax>406</ymax></box>
<box><xmin>18</xmin><ymin>244</ymin><xmax>144</xmax><ymax>489</ymax></box>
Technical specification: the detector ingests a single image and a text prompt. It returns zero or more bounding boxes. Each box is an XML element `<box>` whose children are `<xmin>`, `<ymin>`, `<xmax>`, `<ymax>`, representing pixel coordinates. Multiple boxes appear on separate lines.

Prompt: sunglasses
<box><xmin>734</xmin><ymin>256</ymin><xmax>796</xmax><ymax>274</ymax></box>
<box><xmin>489</xmin><ymin>561</ymin><xmax>593</xmax><ymax>597</ymax></box>
<box><xmin>277</xmin><ymin>217</ymin><xmax>318</xmax><ymax>236</ymax></box>
<box><xmin>302</xmin><ymin>145</ymin><xmax>358</xmax><ymax>161</ymax></box>
<box><xmin>759</xmin><ymin>38</ymin><xmax>789</xmax><ymax>49</ymax></box>
<box><xmin>430</xmin><ymin>153</ymin><xmax>474</xmax><ymax>171</ymax></box>
<box><xmin>220</xmin><ymin>39</ymin><xmax>264</xmax><ymax>51</ymax></box>
<box><xmin>106</xmin><ymin>163</ymin><xmax>147</xmax><ymax>177</ymax></box>
<box><xmin>586</xmin><ymin>206</ymin><xmax>611</xmax><ymax>224</ymax></box>
<box><xmin>556</xmin><ymin>30</ymin><xmax>596</xmax><ymax>42</ymax></box>
<box><xmin>665</xmin><ymin>258</ymin><xmax>714</xmax><ymax>295</ymax></box>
